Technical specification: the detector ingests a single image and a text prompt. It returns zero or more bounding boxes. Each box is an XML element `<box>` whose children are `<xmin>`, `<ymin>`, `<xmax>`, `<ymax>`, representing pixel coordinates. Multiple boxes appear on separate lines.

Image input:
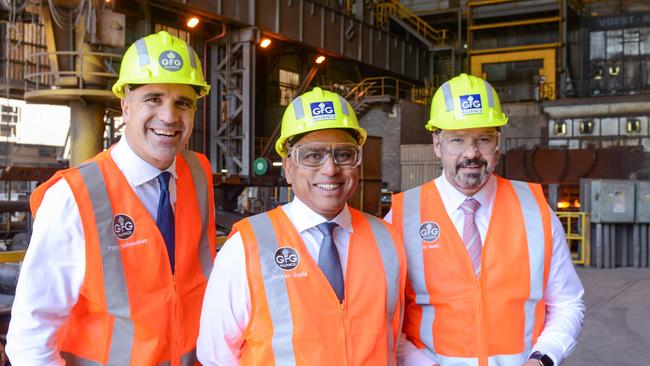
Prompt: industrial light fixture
<box><xmin>272</xmin><ymin>161</ymin><xmax>283</xmax><ymax>167</ymax></box>
<box><xmin>609</xmin><ymin>66</ymin><xmax>620</xmax><ymax>76</ymax></box>
<box><xmin>554</xmin><ymin>120</ymin><xmax>567</xmax><ymax>136</ymax></box>
<box><xmin>186</xmin><ymin>17</ymin><xmax>200</xmax><ymax>28</ymax></box>
<box><xmin>593</xmin><ymin>67</ymin><xmax>604</xmax><ymax>80</ymax></box>
<box><xmin>627</xmin><ymin>119</ymin><xmax>641</xmax><ymax>133</ymax></box>
<box><xmin>260</xmin><ymin>38</ymin><xmax>272</xmax><ymax>48</ymax></box>
<box><xmin>579</xmin><ymin>120</ymin><xmax>593</xmax><ymax>134</ymax></box>
<box><xmin>315</xmin><ymin>55</ymin><xmax>326</xmax><ymax>64</ymax></box>
<box><xmin>557</xmin><ymin>201</ymin><xmax>570</xmax><ymax>209</ymax></box>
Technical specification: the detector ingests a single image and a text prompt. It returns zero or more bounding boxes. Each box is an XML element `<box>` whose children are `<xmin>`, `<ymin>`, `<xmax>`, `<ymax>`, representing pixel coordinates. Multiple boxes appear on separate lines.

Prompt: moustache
<box><xmin>456</xmin><ymin>158</ymin><xmax>487</xmax><ymax>170</ymax></box>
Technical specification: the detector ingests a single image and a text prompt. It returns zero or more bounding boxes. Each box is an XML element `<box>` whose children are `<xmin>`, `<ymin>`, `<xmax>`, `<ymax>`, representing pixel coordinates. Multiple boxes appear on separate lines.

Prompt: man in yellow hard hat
<box><xmin>197</xmin><ymin>87</ymin><xmax>406</xmax><ymax>365</ymax></box>
<box><xmin>7</xmin><ymin>31</ymin><xmax>217</xmax><ymax>365</ymax></box>
<box><xmin>388</xmin><ymin>74</ymin><xmax>585</xmax><ymax>366</ymax></box>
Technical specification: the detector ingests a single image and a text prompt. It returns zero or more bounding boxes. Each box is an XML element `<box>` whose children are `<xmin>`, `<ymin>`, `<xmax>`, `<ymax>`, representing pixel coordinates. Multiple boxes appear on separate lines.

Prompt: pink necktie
<box><xmin>461</xmin><ymin>198</ymin><xmax>482</xmax><ymax>277</ymax></box>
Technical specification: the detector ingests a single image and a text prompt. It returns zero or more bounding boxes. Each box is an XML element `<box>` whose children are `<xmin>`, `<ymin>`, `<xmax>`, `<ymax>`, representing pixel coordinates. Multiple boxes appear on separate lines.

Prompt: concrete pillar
<box><xmin>69</xmin><ymin>101</ymin><xmax>104</xmax><ymax>166</ymax></box>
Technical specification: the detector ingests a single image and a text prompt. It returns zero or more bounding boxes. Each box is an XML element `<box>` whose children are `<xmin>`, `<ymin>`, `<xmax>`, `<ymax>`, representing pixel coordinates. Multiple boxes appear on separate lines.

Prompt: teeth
<box><xmin>316</xmin><ymin>183</ymin><xmax>340</xmax><ymax>190</ymax></box>
<box><xmin>153</xmin><ymin>129</ymin><xmax>176</xmax><ymax>136</ymax></box>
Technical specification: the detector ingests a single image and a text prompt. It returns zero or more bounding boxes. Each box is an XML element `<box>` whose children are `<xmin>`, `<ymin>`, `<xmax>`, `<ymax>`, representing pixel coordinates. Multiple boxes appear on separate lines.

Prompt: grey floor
<box><xmin>563</xmin><ymin>268</ymin><xmax>650</xmax><ymax>366</ymax></box>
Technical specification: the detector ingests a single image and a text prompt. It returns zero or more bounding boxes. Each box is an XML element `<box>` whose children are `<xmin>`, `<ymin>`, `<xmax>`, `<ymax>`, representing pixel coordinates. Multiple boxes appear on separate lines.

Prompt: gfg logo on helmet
<box><xmin>274</xmin><ymin>247</ymin><xmax>300</xmax><ymax>271</ymax></box>
<box><xmin>419</xmin><ymin>221</ymin><xmax>440</xmax><ymax>242</ymax></box>
<box><xmin>310</xmin><ymin>101</ymin><xmax>336</xmax><ymax>121</ymax></box>
<box><xmin>459</xmin><ymin>94</ymin><xmax>483</xmax><ymax>115</ymax></box>
<box><xmin>159</xmin><ymin>50</ymin><xmax>183</xmax><ymax>72</ymax></box>
<box><xmin>113</xmin><ymin>214</ymin><xmax>135</xmax><ymax>240</ymax></box>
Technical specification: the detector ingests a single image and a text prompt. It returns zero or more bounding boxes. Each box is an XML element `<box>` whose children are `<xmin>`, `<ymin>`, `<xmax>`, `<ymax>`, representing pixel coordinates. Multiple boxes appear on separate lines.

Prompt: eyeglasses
<box><xmin>289</xmin><ymin>142</ymin><xmax>362</xmax><ymax>169</ymax></box>
<box><xmin>439</xmin><ymin>132</ymin><xmax>500</xmax><ymax>155</ymax></box>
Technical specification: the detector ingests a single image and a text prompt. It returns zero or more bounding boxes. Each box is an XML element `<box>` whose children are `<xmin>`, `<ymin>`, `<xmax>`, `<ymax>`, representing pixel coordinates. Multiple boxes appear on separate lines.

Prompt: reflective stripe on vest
<box><xmin>248</xmin><ymin>212</ymin><xmax>297</xmax><ymax>365</ymax></box>
<box><xmin>401</xmin><ymin>180</ymin><xmax>546</xmax><ymax>365</ymax></box>
<box><xmin>365</xmin><ymin>213</ymin><xmax>400</xmax><ymax>366</ymax></box>
<box><xmin>77</xmin><ymin>162</ymin><xmax>134</xmax><ymax>365</ymax></box>
<box><xmin>247</xmin><ymin>211</ymin><xmax>400</xmax><ymax>365</ymax></box>
<box><xmin>156</xmin><ymin>349</ymin><xmax>197</xmax><ymax>366</ymax></box>
<box><xmin>402</xmin><ymin>186</ymin><xmax>436</xmax><ymax>353</ymax></box>
<box><xmin>180</xmin><ymin>150</ymin><xmax>213</xmax><ymax>279</ymax></box>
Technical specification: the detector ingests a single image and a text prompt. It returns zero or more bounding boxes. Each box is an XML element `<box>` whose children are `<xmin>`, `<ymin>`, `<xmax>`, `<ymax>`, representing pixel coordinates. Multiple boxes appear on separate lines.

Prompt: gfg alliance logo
<box><xmin>459</xmin><ymin>94</ymin><xmax>482</xmax><ymax>115</ymax></box>
<box><xmin>310</xmin><ymin>101</ymin><xmax>336</xmax><ymax>121</ymax></box>
<box><xmin>419</xmin><ymin>221</ymin><xmax>440</xmax><ymax>242</ymax></box>
<box><xmin>159</xmin><ymin>50</ymin><xmax>183</xmax><ymax>72</ymax></box>
<box><xmin>113</xmin><ymin>214</ymin><xmax>135</xmax><ymax>240</ymax></box>
<box><xmin>274</xmin><ymin>247</ymin><xmax>300</xmax><ymax>271</ymax></box>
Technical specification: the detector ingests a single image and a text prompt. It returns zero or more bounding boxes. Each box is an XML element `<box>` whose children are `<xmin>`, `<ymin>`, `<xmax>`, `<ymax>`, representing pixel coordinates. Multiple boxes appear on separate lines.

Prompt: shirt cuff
<box><xmin>531</xmin><ymin>339</ymin><xmax>563</xmax><ymax>366</ymax></box>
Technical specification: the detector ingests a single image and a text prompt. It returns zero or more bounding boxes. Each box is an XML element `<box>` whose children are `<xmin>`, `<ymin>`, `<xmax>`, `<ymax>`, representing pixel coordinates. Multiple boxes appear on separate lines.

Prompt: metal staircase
<box><xmin>374</xmin><ymin>0</ymin><xmax>448</xmax><ymax>49</ymax></box>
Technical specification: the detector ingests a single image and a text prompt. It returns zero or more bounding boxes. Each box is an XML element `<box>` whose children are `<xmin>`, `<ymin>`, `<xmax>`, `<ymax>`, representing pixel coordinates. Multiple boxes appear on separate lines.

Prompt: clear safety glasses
<box><xmin>439</xmin><ymin>132</ymin><xmax>500</xmax><ymax>155</ymax></box>
<box><xmin>289</xmin><ymin>142</ymin><xmax>363</xmax><ymax>169</ymax></box>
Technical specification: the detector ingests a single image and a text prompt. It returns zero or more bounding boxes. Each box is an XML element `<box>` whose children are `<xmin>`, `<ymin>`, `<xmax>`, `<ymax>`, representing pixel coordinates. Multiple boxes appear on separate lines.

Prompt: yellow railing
<box><xmin>0</xmin><ymin>250</ymin><xmax>26</xmax><ymax>263</ymax></box>
<box><xmin>374</xmin><ymin>0</ymin><xmax>447</xmax><ymax>47</ymax></box>
<box><xmin>556</xmin><ymin>211</ymin><xmax>590</xmax><ymax>266</ymax></box>
<box><xmin>333</xmin><ymin>76</ymin><xmax>434</xmax><ymax>106</ymax></box>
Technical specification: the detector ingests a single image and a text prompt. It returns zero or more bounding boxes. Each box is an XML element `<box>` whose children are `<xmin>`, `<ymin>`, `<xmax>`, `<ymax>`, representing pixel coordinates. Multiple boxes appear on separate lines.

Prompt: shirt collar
<box><xmin>111</xmin><ymin>135</ymin><xmax>177</xmax><ymax>187</ymax></box>
<box><xmin>285</xmin><ymin>196</ymin><xmax>353</xmax><ymax>234</ymax></box>
<box><xmin>436</xmin><ymin>171</ymin><xmax>497</xmax><ymax>213</ymax></box>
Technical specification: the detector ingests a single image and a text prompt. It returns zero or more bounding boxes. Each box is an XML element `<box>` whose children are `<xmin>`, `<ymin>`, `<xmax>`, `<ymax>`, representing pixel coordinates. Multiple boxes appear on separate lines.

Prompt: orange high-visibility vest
<box><xmin>233</xmin><ymin>206</ymin><xmax>406</xmax><ymax>366</ymax></box>
<box><xmin>30</xmin><ymin>149</ymin><xmax>217</xmax><ymax>366</ymax></box>
<box><xmin>391</xmin><ymin>177</ymin><xmax>553</xmax><ymax>366</ymax></box>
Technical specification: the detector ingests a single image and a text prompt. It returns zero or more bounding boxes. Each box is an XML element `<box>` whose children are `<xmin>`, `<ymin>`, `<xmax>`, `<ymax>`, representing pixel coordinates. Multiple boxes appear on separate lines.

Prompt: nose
<box><xmin>319</xmin><ymin>155</ymin><xmax>339</xmax><ymax>176</ymax></box>
<box><xmin>459</xmin><ymin>141</ymin><xmax>481</xmax><ymax>158</ymax></box>
<box><xmin>157</xmin><ymin>101</ymin><xmax>179</xmax><ymax>124</ymax></box>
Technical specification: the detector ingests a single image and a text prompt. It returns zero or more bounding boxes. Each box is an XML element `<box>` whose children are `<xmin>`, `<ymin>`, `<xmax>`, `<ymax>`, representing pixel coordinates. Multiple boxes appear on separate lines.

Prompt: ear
<box><xmin>432</xmin><ymin>133</ymin><xmax>443</xmax><ymax>159</ymax></box>
<box><xmin>121</xmin><ymin>98</ymin><xmax>130</xmax><ymax>122</ymax></box>
<box><xmin>282</xmin><ymin>158</ymin><xmax>294</xmax><ymax>185</ymax></box>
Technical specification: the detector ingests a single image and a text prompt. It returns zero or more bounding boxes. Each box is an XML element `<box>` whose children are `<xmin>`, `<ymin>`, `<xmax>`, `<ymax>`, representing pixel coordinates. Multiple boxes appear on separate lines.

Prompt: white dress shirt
<box><xmin>389</xmin><ymin>174</ymin><xmax>585</xmax><ymax>366</ymax></box>
<box><xmin>6</xmin><ymin>136</ymin><xmax>178</xmax><ymax>365</ymax></box>
<box><xmin>196</xmin><ymin>198</ymin><xmax>354</xmax><ymax>365</ymax></box>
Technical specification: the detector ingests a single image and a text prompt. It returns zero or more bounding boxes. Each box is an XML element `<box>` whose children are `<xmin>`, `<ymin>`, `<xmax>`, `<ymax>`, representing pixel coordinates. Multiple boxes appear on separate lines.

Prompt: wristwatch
<box><xmin>529</xmin><ymin>351</ymin><xmax>554</xmax><ymax>366</ymax></box>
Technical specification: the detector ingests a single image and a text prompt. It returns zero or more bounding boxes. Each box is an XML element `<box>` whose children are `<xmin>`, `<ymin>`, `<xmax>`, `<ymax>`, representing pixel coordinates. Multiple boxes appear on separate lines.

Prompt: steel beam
<box><xmin>178</xmin><ymin>0</ymin><xmax>432</xmax><ymax>80</ymax></box>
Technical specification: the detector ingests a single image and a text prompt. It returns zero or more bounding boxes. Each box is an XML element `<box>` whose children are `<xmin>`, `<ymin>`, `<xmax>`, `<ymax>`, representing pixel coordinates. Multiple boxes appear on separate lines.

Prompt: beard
<box><xmin>452</xmin><ymin>158</ymin><xmax>492</xmax><ymax>190</ymax></box>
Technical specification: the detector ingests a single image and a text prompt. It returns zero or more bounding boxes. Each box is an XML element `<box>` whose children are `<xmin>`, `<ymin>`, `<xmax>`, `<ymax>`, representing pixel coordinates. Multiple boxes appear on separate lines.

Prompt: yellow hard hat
<box><xmin>426</xmin><ymin>73</ymin><xmax>508</xmax><ymax>131</ymax></box>
<box><xmin>112</xmin><ymin>31</ymin><xmax>210</xmax><ymax>99</ymax></box>
<box><xmin>275</xmin><ymin>87</ymin><xmax>367</xmax><ymax>157</ymax></box>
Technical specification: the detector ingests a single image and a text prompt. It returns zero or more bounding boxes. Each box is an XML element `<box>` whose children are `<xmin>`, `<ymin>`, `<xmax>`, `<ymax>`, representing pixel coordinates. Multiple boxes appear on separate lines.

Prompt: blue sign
<box><xmin>310</xmin><ymin>101</ymin><xmax>336</xmax><ymax>121</ymax></box>
<box><xmin>459</xmin><ymin>94</ymin><xmax>483</xmax><ymax>115</ymax></box>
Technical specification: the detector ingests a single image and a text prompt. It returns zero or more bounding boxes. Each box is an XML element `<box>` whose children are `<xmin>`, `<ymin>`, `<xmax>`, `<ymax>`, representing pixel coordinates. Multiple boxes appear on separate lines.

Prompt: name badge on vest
<box><xmin>271</xmin><ymin>247</ymin><xmax>308</xmax><ymax>280</ymax></box>
<box><xmin>107</xmin><ymin>214</ymin><xmax>148</xmax><ymax>252</ymax></box>
<box><xmin>419</xmin><ymin>221</ymin><xmax>441</xmax><ymax>249</ymax></box>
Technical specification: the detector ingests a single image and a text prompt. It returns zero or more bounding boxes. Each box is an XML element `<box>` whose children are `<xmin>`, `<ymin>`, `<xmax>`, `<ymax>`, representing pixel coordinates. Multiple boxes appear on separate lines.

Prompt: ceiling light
<box><xmin>187</xmin><ymin>17</ymin><xmax>200</xmax><ymax>28</ymax></box>
<box><xmin>260</xmin><ymin>38</ymin><xmax>272</xmax><ymax>48</ymax></box>
<box><xmin>315</xmin><ymin>55</ymin><xmax>326</xmax><ymax>64</ymax></box>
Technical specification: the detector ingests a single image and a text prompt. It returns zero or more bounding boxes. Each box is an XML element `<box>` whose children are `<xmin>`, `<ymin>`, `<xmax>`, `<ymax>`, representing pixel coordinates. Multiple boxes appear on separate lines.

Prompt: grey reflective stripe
<box><xmin>484</xmin><ymin>80</ymin><xmax>495</xmax><ymax>108</ymax></box>
<box><xmin>187</xmin><ymin>44</ymin><xmax>197</xmax><ymax>68</ymax></box>
<box><xmin>180</xmin><ymin>348</ymin><xmax>198</xmax><ymax>365</ymax></box>
<box><xmin>180</xmin><ymin>150</ymin><xmax>213</xmax><ymax>279</ymax></box>
<box><xmin>78</xmin><ymin>162</ymin><xmax>134</xmax><ymax>365</ymax></box>
<box><xmin>248</xmin><ymin>213</ymin><xmax>297</xmax><ymax>365</ymax></box>
<box><xmin>365</xmin><ymin>214</ymin><xmax>399</xmax><ymax>366</ymax></box>
<box><xmin>437</xmin><ymin>352</ymin><xmax>527</xmax><ymax>366</ymax></box>
<box><xmin>437</xmin><ymin>354</ymin><xmax>478</xmax><ymax>366</ymax></box>
<box><xmin>338</xmin><ymin>94</ymin><xmax>350</xmax><ymax>115</ymax></box>
<box><xmin>134</xmin><ymin>38</ymin><xmax>150</xmax><ymax>67</ymax></box>
<box><xmin>510</xmin><ymin>181</ymin><xmax>546</xmax><ymax>354</ymax></box>
<box><xmin>441</xmin><ymin>81</ymin><xmax>454</xmax><ymax>112</ymax></box>
<box><xmin>292</xmin><ymin>96</ymin><xmax>305</xmax><ymax>120</ymax></box>
<box><xmin>157</xmin><ymin>362</ymin><xmax>171</xmax><ymax>366</ymax></box>
<box><xmin>402</xmin><ymin>187</ymin><xmax>435</xmax><ymax>352</ymax></box>
<box><xmin>61</xmin><ymin>351</ymin><xmax>103</xmax><ymax>366</ymax></box>
<box><xmin>488</xmin><ymin>352</ymin><xmax>528</xmax><ymax>365</ymax></box>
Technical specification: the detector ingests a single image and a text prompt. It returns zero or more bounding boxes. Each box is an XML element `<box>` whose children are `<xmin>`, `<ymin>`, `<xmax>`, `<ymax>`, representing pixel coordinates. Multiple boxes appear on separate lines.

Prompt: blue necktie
<box><xmin>316</xmin><ymin>222</ymin><xmax>344</xmax><ymax>303</ymax></box>
<box><xmin>156</xmin><ymin>172</ymin><xmax>175</xmax><ymax>272</ymax></box>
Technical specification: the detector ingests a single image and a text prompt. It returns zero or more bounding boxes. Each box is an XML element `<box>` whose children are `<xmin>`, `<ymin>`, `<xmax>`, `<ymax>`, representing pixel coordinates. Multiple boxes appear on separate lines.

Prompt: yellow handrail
<box><xmin>556</xmin><ymin>211</ymin><xmax>590</xmax><ymax>266</ymax></box>
<box><xmin>332</xmin><ymin>76</ymin><xmax>434</xmax><ymax>106</ymax></box>
<box><xmin>374</xmin><ymin>0</ymin><xmax>447</xmax><ymax>47</ymax></box>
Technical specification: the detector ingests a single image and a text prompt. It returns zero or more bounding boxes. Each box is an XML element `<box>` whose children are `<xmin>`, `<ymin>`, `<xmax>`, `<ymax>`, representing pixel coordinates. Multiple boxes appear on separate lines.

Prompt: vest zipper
<box><xmin>341</xmin><ymin>300</ymin><xmax>350</xmax><ymax>366</ymax></box>
<box><xmin>172</xmin><ymin>274</ymin><xmax>180</xmax><ymax>366</ymax></box>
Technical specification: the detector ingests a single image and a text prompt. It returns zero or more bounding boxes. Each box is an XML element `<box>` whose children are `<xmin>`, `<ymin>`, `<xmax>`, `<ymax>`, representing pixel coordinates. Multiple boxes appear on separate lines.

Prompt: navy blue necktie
<box><xmin>156</xmin><ymin>172</ymin><xmax>175</xmax><ymax>272</ymax></box>
<box><xmin>316</xmin><ymin>222</ymin><xmax>344</xmax><ymax>303</ymax></box>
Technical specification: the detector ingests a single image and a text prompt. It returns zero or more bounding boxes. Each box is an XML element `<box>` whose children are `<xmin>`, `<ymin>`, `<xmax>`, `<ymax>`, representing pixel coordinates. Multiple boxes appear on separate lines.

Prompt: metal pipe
<box><xmin>595</xmin><ymin>223</ymin><xmax>602</xmax><ymax>268</ymax></box>
<box><xmin>69</xmin><ymin>101</ymin><xmax>104</xmax><ymax>166</ymax></box>
<box><xmin>561</xmin><ymin>0</ymin><xmax>567</xmax><ymax>98</ymax></box>
<box><xmin>633</xmin><ymin>224</ymin><xmax>640</xmax><ymax>267</ymax></box>
<box><xmin>201</xmin><ymin>22</ymin><xmax>227</xmax><ymax>156</ymax></box>
<box><xmin>0</xmin><ymin>201</ymin><xmax>29</xmax><ymax>213</ymax></box>
<box><xmin>543</xmin><ymin>101</ymin><xmax>650</xmax><ymax>119</ymax></box>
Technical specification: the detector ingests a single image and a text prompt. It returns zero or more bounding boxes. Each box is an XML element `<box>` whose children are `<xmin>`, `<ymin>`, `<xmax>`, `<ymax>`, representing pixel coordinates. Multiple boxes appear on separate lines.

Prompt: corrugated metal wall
<box><xmin>400</xmin><ymin>144</ymin><xmax>441</xmax><ymax>191</ymax></box>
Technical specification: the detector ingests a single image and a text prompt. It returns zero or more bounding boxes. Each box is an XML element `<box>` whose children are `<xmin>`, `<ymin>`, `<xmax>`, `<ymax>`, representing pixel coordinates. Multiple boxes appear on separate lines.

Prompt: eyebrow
<box><xmin>140</xmin><ymin>92</ymin><xmax>196</xmax><ymax>106</ymax></box>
